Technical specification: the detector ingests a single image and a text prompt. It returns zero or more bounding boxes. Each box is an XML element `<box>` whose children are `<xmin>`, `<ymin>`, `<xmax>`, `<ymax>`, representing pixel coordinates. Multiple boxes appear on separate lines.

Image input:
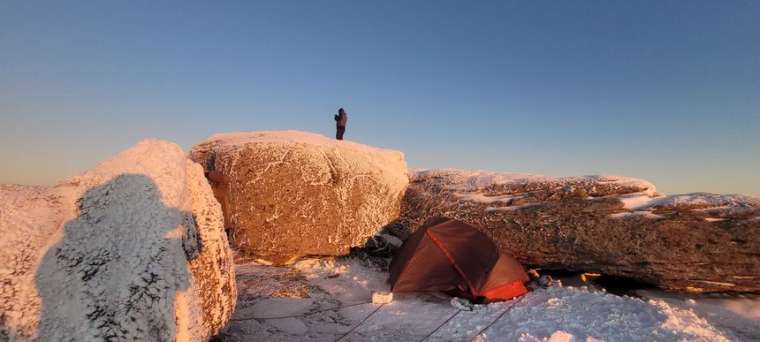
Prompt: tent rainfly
<box><xmin>388</xmin><ymin>217</ymin><xmax>529</xmax><ymax>303</ymax></box>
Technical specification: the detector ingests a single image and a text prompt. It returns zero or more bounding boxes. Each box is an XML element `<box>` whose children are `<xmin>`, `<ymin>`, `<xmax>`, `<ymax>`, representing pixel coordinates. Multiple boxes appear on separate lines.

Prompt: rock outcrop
<box><xmin>398</xmin><ymin>169</ymin><xmax>760</xmax><ymax>293</ymax></box>
<box><xmin>0</xmin><ymin>140</ymin><xmax>236</xmax><ymax>341</ymax></box>
<box><xmin>189</xmin><ymin>131</ymin><xmax>409</xmax><ymax>264</ymax></box>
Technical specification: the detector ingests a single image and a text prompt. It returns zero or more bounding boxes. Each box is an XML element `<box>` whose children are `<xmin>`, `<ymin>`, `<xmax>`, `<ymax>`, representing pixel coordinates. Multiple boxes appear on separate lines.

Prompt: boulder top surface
<box><xmin>414</xmin><ymin>169</ymin><xmax>657</xmax><ymax>194</ymax></box>
<box><xmin>195</xmin><ymin>130</ymin><xmax>405</xmax><ymax>159</ymax></box>
<box><xmin>411</xmin><ymin>169</ymin><xmax>760</xmax><ymax>217</ymax></box>
<box><xmin>192</xmin><ymin>130</ymin><xmax>410</xmax><ymax>197</ymax></box>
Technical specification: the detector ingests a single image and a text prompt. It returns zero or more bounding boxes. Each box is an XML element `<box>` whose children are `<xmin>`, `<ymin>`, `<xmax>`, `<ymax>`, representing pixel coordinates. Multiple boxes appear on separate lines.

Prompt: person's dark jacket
<box><xmin>334</xmin><ymin>112</ymin><xmax>348</xmax><ymax>127</ymax></box>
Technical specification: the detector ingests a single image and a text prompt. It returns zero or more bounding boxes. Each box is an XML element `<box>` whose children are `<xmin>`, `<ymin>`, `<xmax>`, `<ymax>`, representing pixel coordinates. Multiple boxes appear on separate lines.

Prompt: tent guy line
<box><xmin>469</xmin><ymin>295</ymin><xmax>527</xmax><ymax>341</ymax></box>
<box><xmin>418</xmin><ymin>308</ymin><xmax>462</xmax><ymax>342</ymax></box>
<box><xmin>334</xmin><ymin>303</ymin><xmax>387</xmax><ymax>342</ymax></box>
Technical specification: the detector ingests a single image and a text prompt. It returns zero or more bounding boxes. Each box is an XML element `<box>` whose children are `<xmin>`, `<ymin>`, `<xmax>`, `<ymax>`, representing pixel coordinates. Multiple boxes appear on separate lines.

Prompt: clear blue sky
<box><xmin>1</xmin><ymin>1</ymin><xmax>759</xmax><ymax>195</ymax></box>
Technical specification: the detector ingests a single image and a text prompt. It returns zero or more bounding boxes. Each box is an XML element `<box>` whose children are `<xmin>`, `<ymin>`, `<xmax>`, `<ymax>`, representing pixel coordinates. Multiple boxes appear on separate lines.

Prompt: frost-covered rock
<box><xmin>189</xmin><ymin>131</ymin><xmax>409</xmax><ymax>264</ymax></box>
<box><xmin>398</xmin><ymin>169</ymin><xmax>760</xmax><ymax>293</ymax></box>
<box><xmin>0</xmin><ymin>140</ymin><xmax>236</xmax><ymax>341</ymax></box>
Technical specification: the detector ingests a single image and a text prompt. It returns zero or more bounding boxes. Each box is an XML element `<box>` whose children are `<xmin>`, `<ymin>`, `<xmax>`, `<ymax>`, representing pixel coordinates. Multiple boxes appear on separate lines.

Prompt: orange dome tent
<box><xmin>388</xmin><ymin>217</ymin><xmax>529</xmax><ymax>303</ymax></box>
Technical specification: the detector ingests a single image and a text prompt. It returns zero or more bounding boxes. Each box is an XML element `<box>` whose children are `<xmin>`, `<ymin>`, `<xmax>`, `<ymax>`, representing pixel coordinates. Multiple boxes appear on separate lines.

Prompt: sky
<box><xmin>1</xmin><ymin>1</ymin><xmax>759</xmax><ymax>196</ymax></box>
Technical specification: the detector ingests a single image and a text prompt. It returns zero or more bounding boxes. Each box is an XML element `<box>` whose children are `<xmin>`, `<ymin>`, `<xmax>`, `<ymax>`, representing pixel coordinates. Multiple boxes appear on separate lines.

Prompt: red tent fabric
<box><xmin>389</xmin><ymin>217</ymin><xmax>529</xmax><ymax>303</ymax></box>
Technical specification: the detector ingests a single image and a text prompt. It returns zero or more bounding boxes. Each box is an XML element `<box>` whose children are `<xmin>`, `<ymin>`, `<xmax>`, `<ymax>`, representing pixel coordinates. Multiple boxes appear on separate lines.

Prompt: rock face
<box><xmin>398</xmin><ymin>169</ymin><xmax>760</xmax><ymax>293</ymax></box>
<box><xmin>0</xmin><ymin>140</ymin><xmax>236</xmax><ymax>341</ymax></box>
<box><xmin>189</xmin><ymin>131</ymin><xmax>409</xmax><ymax>264</ymax></box>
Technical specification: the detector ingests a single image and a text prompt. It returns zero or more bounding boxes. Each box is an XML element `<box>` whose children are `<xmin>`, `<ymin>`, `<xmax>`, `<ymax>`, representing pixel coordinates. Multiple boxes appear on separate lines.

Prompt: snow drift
<box><xmin>189</xmin><ymin>131</ymin><xmax>409</xmax><ymax>264</ymax></box>
<box><xmin>0</xmin><ymin>140</ymin><xmax>236</xmax><ymax>341</ymax></box>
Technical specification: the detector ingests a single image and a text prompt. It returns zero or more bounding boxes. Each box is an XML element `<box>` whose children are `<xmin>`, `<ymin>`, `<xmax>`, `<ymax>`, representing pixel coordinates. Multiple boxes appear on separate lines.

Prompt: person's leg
<box><xmin>337</xmin><ymin>126</ymin><xmax>345</xmax><ymax>140</ymax></box>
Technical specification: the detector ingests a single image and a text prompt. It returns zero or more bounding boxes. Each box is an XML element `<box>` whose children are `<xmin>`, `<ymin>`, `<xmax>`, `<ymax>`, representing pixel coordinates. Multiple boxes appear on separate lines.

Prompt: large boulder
<box><xmin>189</xmin><ymin>131</ymin><xmax>409</xmax><ymax>264</ymax></box>
<box><xmin>0</xmin><ymin>140</ymin><xmax>236</xmax><ymax>341</ymax></box>
<box><xmin>399</xmin><ymin>169</ymin><xmax>760</xmax><ymax>293</ymax></box>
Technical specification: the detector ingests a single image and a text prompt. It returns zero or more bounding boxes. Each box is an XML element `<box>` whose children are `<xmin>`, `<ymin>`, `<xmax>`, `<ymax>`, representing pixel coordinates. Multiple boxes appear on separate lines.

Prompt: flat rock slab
<box><xmin>397</xmin><ymin>169</ymin><xmax>760</xmax><ymax>293</ymax></box>
<box><xmin>250</xmin><ymin>298</ymin><xmax>315</xmax><ymax>318</ymax></box>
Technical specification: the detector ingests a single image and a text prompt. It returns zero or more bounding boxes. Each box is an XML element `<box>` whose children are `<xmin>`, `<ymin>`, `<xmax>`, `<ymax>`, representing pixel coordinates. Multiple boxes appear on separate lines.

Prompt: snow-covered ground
<box><xmin>216</xmin><ymin>257</ymin><xmax>758</xmax><ymax>341</ymax></box>
<box><xmin>635</xmin><ymin>290</ymin><xmax>760</xmax><ymax>342</ymax></box>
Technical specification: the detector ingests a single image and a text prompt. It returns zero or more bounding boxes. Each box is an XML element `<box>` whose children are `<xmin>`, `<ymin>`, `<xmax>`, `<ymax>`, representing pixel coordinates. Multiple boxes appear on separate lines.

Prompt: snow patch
<box><xmin>639</xmin><ymin>193</ymin><xmax>760</xmax><ymax>210</ymax></box>
<box><xmin>455</xmin><ymin>192</ymin><xmax>518</xmax><ymax>204</ymax></box>
<box><xmin>415</xmin><ymin>170</ymin><xmax>655</xmax><ymax>194</ymax></box>
<box><xmin>486</xmin><ymin>203</ymin><xmax>543</xmax><ymax>212</ymax></box>
<box><xmin>609</xmin><ymin>211</ymin><xmax>664</xmax><ymax>219</ymax></box>
<box><xmin>419</xmin><ymin>169</ymin><xmax>551</xmax><ymax>192</ymax></box>
<box><xmin>618</xmin><ymin>192</ymin><xmax>665</xmax><ymax>210</ymax></box>
<box><xmin>293</xmin><ymin>258</ymin><xmax>389</xmax><ymax>303</ymax></box>
<box><xmin>617</xmin><ymin>192</ymin><xmax>760</xmax><ymax>215</ymax></box>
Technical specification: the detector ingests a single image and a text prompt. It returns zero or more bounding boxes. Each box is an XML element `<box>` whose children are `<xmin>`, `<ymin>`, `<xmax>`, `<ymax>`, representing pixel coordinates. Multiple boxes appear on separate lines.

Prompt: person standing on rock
<box><xmin>334</xmin><ymin>108</ymin><xmax>348</xmax><ymax>140</ymax></box>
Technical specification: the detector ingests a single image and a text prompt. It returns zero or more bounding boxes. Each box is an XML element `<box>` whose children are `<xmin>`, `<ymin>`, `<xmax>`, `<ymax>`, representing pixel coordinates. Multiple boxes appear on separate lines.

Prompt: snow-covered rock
<box><xmin>0</xmin><ymin>140</ymin><xmax>236</xmax><ymax>341</ymax></box>
<box><xmin>189</xmin><ymin>131</ymin><xmax>409</xmax><ymax>264</ymax></box>
<box><xmin>398</xmin><ymin>169</ymin><xmax>760</xmax><ymax>293</ymax></box>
